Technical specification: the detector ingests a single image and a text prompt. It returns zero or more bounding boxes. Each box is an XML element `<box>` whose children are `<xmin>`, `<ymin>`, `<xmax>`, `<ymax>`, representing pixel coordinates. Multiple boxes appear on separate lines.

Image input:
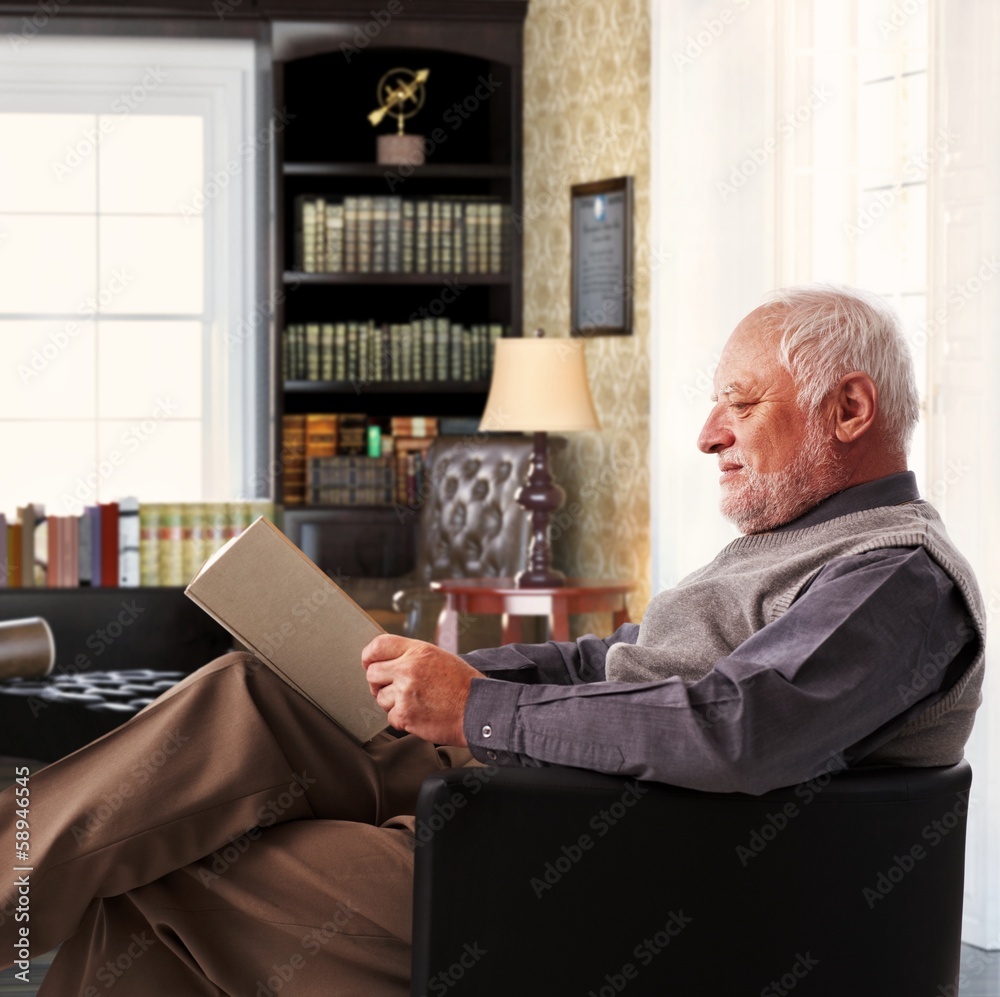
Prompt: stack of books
<box><xmin>282</xmin><ymin>320</ymin><xmax>504</xmax><ymax>384</ymax></box>
<box><xmin>0</xmin><ymin>501</ymin><xmax>274</xmax><ymax>588</ymax></box>
<box><xmin>295</xmin><ymin>195</ymin><xmax>510</xmax><ymax>274</ymax></box>
<box><xmin>393</xmin><ymin>418</ymin><xmax>438</xmax><ymax>507</ymax></box>
<box><xmin>281</xmin><ymin>414</ymin><xmax>442</xmax><ymax>508</ymax></box>
<box><xmin>308</xmin><ymin>456</ymin><xmax>395</xmax><ymax>506</ymax></box>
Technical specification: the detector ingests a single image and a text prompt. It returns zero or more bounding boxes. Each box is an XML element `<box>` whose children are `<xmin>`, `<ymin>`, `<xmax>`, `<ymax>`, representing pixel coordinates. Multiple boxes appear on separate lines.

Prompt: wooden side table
<box><xmin>430</xmin><ymin>578</ymin><xmax>635</xmax><ymax>652</ymax></box>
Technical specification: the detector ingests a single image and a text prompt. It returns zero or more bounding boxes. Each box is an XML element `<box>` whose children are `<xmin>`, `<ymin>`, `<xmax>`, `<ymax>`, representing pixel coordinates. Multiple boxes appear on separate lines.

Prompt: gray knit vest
<box><xmin>605</xmin><ymin>501</ymin><xmax>985</xmax><ymax>767</ymax></box>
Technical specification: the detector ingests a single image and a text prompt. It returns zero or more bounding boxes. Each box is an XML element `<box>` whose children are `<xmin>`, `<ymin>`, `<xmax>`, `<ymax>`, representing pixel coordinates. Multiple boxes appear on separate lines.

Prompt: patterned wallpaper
<box><xmin>522</xmin><ymin>0</ymin><xmax>652</xmax><ymax>630</ymax></box>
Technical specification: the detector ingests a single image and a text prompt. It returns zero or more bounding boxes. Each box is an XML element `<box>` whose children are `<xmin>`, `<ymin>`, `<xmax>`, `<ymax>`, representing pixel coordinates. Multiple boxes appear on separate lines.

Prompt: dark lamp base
<box><xmin>515</xmin><ymin>567</ymin><xmax>567</xmax><ymax>589</ymax></box>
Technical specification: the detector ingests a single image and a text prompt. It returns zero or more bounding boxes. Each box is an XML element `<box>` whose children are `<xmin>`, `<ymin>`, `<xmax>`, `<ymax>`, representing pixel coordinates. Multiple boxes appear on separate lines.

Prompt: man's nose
<box><xmin>697</xmin><ymin>407</ymin><xmax>735</xmax><ymax>454</ymax></box>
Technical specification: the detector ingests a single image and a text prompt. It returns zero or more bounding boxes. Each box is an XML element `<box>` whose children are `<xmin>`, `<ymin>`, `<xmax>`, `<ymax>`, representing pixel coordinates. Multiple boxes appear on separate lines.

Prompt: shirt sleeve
<box><xmin>461</xmin><ymin>547</ymin><xmax>976</xmax><ymax>795</ymax></box>
<box><xmin>459</xmin><ymin>622</ymin><xmax>640</xmax><ymax>686</ymax></box>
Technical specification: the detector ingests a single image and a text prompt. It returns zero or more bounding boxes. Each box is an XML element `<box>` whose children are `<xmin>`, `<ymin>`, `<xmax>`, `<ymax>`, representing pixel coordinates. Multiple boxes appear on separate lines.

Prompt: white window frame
<box><xmin>0</xmin><ymin>32</ymin><xmax>268</xmax><ymax>504</ymax></box>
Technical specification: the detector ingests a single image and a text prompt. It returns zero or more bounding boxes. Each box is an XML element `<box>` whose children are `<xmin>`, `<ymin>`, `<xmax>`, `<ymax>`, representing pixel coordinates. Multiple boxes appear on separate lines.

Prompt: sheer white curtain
<box><xmin>651</xmin><ymin>0</ymin><xmax>999</xmax><ymax>947</ymax></box>
<box><xmin>0</xmin><ymin>35</ymin><xmax>266</xmax><ymax>514</ymax></box>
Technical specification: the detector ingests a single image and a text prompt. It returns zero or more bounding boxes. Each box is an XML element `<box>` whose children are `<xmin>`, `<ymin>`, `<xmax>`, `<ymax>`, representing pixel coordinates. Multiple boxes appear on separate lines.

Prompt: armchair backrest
<box><xmin>413</xmin><ymin>435</ymin><xmax>534</xmax><ymax>584</ymax></box>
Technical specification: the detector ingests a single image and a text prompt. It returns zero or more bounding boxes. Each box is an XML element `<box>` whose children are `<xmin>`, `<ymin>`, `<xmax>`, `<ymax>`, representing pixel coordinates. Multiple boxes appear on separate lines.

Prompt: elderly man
<box><xmin>1</xmin><ymin>285</ymin><xmax>984</xmax><ymax>995</ymax></box>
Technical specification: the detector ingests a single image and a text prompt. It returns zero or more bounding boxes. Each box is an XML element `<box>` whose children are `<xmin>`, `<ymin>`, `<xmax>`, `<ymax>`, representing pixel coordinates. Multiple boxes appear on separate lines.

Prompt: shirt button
<box><xmin>486</xmin><ymin>750</ymin><xmax>497</xmax><ymax>761</ymax></box>
<box><xmin>482</xmin><ymin>725</ymin><xmax>493</xmax><ymax>738</ymax></box>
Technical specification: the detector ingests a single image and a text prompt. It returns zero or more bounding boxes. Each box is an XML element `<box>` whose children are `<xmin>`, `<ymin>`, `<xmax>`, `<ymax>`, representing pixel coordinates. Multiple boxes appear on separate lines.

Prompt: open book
<box><xmin>185</xmin><ymin>516</ymin><xmax>388</xmax><ymax>744</ymax></box>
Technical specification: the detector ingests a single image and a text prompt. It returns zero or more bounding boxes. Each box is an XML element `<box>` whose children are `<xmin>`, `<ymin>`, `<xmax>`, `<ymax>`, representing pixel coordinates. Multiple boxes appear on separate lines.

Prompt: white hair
<box><xmin>761</xmin><ymin>284</ymin><xmax>920</xmax><ymax>456</ymax></box>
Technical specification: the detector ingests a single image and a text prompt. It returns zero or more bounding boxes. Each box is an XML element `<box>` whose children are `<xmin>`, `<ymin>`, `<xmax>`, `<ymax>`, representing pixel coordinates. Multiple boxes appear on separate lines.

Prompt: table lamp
<box><xmin>479</xmin><ymin>329</ymin><xmax>600</xmax><ymax>588</ymax></box>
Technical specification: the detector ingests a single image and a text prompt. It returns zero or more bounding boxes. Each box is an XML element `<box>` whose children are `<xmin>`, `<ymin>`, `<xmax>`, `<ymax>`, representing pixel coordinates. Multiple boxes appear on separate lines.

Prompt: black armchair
<box><xmin>411</xmin><ymin>760</ymin><xmax>972</xmax><ymax>996</ymax></box>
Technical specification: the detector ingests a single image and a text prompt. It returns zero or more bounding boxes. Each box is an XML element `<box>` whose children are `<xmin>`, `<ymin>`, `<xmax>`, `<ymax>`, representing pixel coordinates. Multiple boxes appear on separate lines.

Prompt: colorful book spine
<box><xmin>17</xmin><ymin>505</ymin><xmax>36</xmax><ymax>588</ymax></box>
<box><xmin>7</xmin><ymin>523</ymin><xmax>21</xmax><ymax>588</ymax></box>
<box><xmin>79</xmin><ymin>511</ymin><xmax>92</xmax><ymax>586</ymax></box>
<box><xmin>99</xmin><ymin>502</ymin><xmax>119</xmax><ymax>587</ymax></box>
<box><xmin>139</xmin><ymin>504</ymin><xmax>160</xmax><ymax>586</ymax></box>
<box><xmin>87</xmin><ymin>505</ymin><xmax>102</xmax><ymax>587</ymax></box>
<box><xmin>46</xmin><ymin>516</ymin><xmax>61</xmax><ymax>587</ymax></box>
<box><xmin>64</xmin><ymin>515</ymin><xmax>79</xmax><ymax>588</ymax></box>
<box><xmin>181</xmin><ymin>503</ymin><xmax>205</xmax><ymax>583</ymax></box>
<box><xmin>118</xmin><ymin>497</ymin><xmax>140</xmax><ymax>587</ymax></box>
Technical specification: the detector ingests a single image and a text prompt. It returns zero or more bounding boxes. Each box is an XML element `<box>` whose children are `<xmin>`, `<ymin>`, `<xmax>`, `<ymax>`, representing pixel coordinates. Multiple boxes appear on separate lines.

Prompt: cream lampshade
<box><xmin>479</xmin><ymin>330</ymin><xmax>600</xmax><ymax>587</ymax></box>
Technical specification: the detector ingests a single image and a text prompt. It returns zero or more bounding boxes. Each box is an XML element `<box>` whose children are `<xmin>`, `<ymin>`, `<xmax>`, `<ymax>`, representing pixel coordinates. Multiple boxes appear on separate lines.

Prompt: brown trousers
<box><xmin>0</xmin><ymin>652</ymin><xmax>473</xmax><ymax>995</ymax></box>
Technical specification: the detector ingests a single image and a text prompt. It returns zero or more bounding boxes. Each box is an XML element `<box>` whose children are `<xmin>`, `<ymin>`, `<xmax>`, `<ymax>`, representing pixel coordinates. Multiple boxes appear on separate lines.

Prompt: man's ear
<box><xmin>830</xmin><ymin>371</ymin><xmax>878</xmax><ymax>443</ymax></box>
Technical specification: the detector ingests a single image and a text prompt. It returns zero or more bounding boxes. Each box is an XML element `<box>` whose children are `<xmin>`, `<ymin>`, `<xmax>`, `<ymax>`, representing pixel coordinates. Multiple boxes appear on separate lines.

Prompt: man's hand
<box><xmin>361</xmin><ymin>634</ymin><xmax>483</xmax><ymax>746</ymax></box>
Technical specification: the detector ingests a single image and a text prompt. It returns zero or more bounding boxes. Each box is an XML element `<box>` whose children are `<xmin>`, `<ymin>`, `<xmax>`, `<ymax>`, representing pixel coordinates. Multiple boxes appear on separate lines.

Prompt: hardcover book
<box><xmin>185</xmin><ymin>516</ymin><xmax>388</xmax><ymax>744</ymax></box>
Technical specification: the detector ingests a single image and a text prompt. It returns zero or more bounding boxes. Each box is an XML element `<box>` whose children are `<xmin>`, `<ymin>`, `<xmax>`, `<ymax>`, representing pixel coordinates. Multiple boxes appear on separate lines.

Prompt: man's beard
<box><xmin>719</xmin><ymin>417</ymin><xmax>847</xmax><ymax>534</ymax></box>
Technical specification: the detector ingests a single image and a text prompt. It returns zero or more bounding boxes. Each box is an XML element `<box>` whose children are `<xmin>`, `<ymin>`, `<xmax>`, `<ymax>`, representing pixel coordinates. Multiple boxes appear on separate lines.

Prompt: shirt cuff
<box><xmin>463</xmin><ymin>676</ymin><xmax>522</xmax><ymax>765</ymax></box>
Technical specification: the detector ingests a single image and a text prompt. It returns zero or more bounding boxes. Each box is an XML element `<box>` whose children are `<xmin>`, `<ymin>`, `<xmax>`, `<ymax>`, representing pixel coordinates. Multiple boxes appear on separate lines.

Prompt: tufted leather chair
<box><xmin>391</xmin><ymin>434</ymin><xmax>548</xmax><ymax>651</ymax></box>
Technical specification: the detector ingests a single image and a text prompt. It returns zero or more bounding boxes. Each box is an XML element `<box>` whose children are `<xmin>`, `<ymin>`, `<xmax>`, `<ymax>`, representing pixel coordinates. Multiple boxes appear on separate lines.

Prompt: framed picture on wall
<box><xmin>570</xmin><ymin>175</ymin><xmax>633</xmax><ymax>337</ymax></box>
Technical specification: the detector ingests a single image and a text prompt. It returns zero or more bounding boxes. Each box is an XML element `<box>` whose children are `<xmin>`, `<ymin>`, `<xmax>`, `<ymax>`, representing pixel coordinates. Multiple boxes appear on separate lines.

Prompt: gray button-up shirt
<box><xmin>460</xmin><ymin>473</ymin><xmax>974</xmax><ymax>793</ymax></box>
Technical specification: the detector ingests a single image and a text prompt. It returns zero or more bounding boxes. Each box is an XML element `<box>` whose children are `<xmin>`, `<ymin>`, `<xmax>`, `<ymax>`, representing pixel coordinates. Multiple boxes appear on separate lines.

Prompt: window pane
<box><xmin>0</xmin><ymin>320</ymin><xmax>96</xmax><ymax>419</ymax></box>
<box><xmin>0</xmin><ymin>215</ymin><xmax>97</xmax><ymax>314</ymax></box>
<box><xmin>900</xmin><ymin>72</ymin><xmax>928</xmax><ymax>168</ymax></box>
<box><xmin>0</xmin><ymin>421</ymin><xmax>97</xmax><ymax>517</ymax></box>
<box><xmin>99</xmin><ymin>115</ymin><xmax>204</xmax><ymax>216</ymax></box>
<box><xmin>97</xmin><ymin>320</ymin><xmax>203</xmax><ymax>419</ymax></box>
<box><xmin>0</xmin><ymin>113</ymin><xmax>98</xmax><ymax>214</ymax></box>
<box><xmin>858</xmin><ymin>79</ymin><xmax>898</xmax><ymax>182</ymax></box>
<box><xmin>97</xmin><ymin>419</ymin><xmax>202</xmax><ymax>501</ymax></box>
<box><xmin>98</xmin><ymin>216</ymin><xmax>204</xmax><ymax>315</ymax></box>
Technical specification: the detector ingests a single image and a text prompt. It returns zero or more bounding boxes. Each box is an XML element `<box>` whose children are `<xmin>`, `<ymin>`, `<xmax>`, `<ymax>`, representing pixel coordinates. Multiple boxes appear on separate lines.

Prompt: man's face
<box><xmin>697</xmin><ymin>308</ymin><xmax>844</xmax><ymax>533</ymax></box>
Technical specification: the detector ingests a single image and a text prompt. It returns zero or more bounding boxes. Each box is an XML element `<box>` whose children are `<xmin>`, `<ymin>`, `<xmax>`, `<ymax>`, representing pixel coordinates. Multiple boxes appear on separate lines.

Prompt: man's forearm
<box><xmin>460</xmin><ymin>623</ymin><xmax>639</xmax><ymax>686</ymax></box>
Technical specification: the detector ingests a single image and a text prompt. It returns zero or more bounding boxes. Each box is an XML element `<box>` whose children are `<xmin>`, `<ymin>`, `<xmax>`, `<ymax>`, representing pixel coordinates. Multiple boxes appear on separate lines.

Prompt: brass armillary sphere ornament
<box><xmin>368</xmin><ymin>67</ymin><xmax>430</xmax><ymax>166</ymax></box>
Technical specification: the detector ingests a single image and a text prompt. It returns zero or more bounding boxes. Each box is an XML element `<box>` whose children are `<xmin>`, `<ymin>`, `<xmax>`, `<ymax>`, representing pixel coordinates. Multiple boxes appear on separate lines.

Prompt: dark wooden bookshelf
<box><xmin>272</xmin><ymin>10</ymin><xmax>525</xmax><ymax>575</ymax></box>
<box><xmin>283</xmin><ymin>271</ymin><xmax>513</xmax><ymax>286</ymax></box>
<box><xmin>284</xmin><ymin>380</ymin><xmax>491</xmax><ymax>394</ymax></box>
<box><xmin>284</xmin><ymin>162</ymin><xmax>513</xmax><ymax>179</ymax></box>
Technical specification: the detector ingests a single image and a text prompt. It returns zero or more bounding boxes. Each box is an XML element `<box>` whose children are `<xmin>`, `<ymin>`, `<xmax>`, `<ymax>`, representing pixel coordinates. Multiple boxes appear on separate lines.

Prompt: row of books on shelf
<box><xmin>295</xmin><ymin>195</ymin><xmax>510</xmax><ymax>274</ymax></box>
<box><xmin>0</xmin><ymin>501</ymin><xmax>274</xmax><ymax>589</ymax></box>
<box><xmin>282</xmin><ymin>320</ymin><xmax>504</xmax><ymax>384</ymax></box>
<box><xmin>281</xmin><ymin>414</ymin><xmax>462</xmax><ymax>507</ymax></box>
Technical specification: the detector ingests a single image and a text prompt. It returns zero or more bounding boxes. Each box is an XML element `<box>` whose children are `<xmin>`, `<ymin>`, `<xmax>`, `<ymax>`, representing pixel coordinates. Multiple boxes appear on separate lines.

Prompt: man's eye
<box><xmin>730</xmin><ymin>402</ymin><xmax>751</xmax><ymax>412</ymax></box>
